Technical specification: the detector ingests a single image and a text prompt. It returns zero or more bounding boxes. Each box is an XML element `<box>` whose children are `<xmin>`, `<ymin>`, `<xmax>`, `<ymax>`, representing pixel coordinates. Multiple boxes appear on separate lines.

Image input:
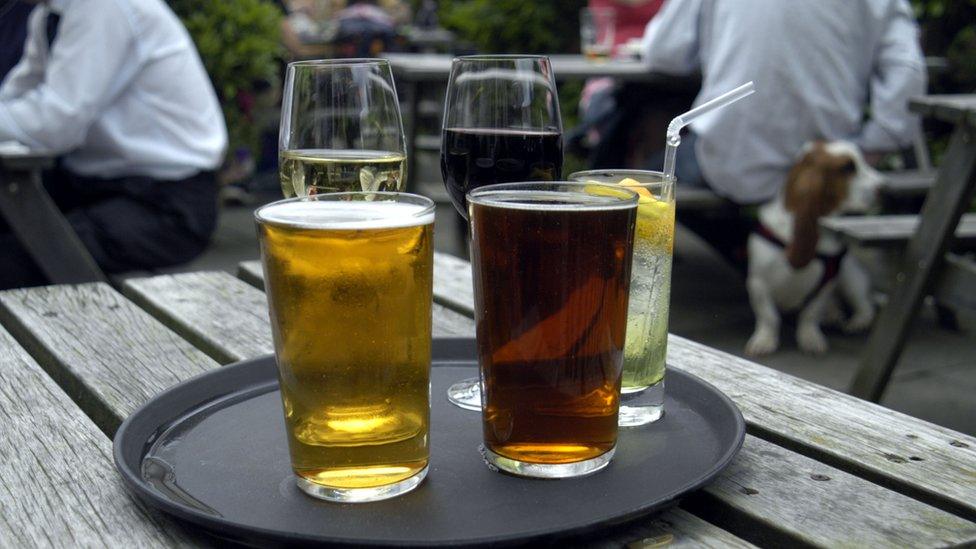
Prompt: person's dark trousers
<box><xmin>0</xmin><ymin>167</ymin><xmax>218</xmax><ymax>289</ymax></box>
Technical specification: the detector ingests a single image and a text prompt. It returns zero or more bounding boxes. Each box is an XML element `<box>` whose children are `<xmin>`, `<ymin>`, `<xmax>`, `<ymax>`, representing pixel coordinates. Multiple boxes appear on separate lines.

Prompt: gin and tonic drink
<box><xmin>570</xmin><ymin>170</ymin><xmax>675</xmax><ymax>426</ymax></box>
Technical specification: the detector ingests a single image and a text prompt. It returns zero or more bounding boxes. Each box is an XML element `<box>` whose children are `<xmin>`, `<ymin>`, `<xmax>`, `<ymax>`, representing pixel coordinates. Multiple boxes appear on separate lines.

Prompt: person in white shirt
<box><xmin>641</xmin><ymin>0</ymin><xmax>927</xmax><ymax>205</ymax></box>
<box><xmin>0</xmin><ymin>0</ymin><xmax>227</xmax><ymax>289</ymax></box>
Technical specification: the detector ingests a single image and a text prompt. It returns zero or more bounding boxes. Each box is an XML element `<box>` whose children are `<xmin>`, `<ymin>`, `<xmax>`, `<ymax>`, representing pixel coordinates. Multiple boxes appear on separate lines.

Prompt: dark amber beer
<box><xmin>255</xmin><ymin>192</ymin><xmax>434</xmax><ymax>502</ymax></box>
<box><xmin>468</xmin><ymin>182</ymin><xmax>637</xmax><ymax>478</ymax></box>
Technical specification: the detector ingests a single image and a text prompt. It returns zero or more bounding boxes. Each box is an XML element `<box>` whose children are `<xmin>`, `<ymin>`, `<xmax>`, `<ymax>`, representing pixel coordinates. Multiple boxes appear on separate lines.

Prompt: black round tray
<box><xmin>114</xmin><ymin>338</ymin><xmax>744</xmax><ymax>547</ymax></box>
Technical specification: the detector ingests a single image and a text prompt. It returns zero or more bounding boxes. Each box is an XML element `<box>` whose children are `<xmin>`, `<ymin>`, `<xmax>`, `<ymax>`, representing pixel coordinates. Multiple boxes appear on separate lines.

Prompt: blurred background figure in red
<box><xmin>570</xmin><ymin>0</ymin><xmax>690</xmax><ymax>171</ymax></box>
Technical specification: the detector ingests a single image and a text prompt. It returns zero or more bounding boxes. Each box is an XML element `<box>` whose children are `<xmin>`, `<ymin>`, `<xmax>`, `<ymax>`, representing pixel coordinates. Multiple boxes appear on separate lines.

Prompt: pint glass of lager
<box><xmin>255</xmin><ymin>192</ymin><xmax>435</xmax><ymax>502</ymax></box>
<box><xmin>467</xmin><ymin>182</ymin><xmax>637</xmax><ymax>478</ymax></box>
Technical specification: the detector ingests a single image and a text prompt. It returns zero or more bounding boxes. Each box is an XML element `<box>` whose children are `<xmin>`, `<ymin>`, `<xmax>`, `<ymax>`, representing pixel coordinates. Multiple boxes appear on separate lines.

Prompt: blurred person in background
<box><xmin>0</xmin><ymin>0</ymin><xmax>227</xmax><ymax>289</ymax></box>
<box><xmin>642</xmin><ymin>0</ymin><xmax>926</xmax><ymax>204</ymax></box>
<box><xmin>640</xmin><ymin>0</ymin><xmax>925</xmax><ymax>264</ymax></box>
<box><xmin>570</xmin><ymin>0</ymin><xmax>671</xmax><ymax>168</ymax></box>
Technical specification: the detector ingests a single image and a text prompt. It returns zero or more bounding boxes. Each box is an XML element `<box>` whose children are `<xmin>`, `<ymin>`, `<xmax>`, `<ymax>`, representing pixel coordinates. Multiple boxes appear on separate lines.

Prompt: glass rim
<box><xmin>568</xmin><ymin>169</ymin><xmax>668</xmax><ymax>182</ymax></box>
<box><xmin>254</xmin><ymin>191</ymin><xmax>435</xmax><ymax>228</ymax></box>
<box><xmin>452</xmin><ymin>54</ymin><xmax>551</xmax><ymax>63</ymax></box>
<box><xmin>466</xmin><ymin>181</ymin><xmax>639</xmax><ymax>210</ymax></box>
<box><xmin>286</xmin><ymin>58</ymin><xmax>390</xmax><ymax>69</ymax></box>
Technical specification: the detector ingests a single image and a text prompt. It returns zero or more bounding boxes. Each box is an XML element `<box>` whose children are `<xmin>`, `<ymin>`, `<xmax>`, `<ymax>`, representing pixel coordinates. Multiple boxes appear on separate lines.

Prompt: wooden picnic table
<box><xmin>848</xmin><ymin>95</ymin><xmax>976</xmax><ymax>402</ymax></box>
<box><xmin>0</xmin><ymin>149</ymin><xmax>107</xmax><ymax>285</ymax></box>
<box><xmin>1</xmin><ymin>252</ymin><xmax>975</xmax><ymax>547</ymax></box>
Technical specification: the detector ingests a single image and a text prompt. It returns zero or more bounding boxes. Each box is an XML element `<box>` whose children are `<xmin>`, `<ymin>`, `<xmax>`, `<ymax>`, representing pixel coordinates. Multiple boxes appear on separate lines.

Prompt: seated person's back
<box><xmin>0</xmin><ymin>0</ymin><xmax>227</xmax><ymax>289</ymax></box>
<box><xmin>642</xmin><ymin>0</ymin><xmax>926</xmax><ymax>204</ymax></box>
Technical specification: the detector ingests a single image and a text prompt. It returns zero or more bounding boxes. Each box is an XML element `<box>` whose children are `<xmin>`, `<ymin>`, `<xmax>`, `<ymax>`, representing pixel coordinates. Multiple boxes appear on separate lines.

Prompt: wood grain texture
<box><xmin>0</xmin><ymin>325</ymin><xmax>193</xmax><ymax>547</ymax></box>
<box><xmin>589</xmin><ymin>509</ymin><xmax>757</xmax><ymax>549</ymax></box>
<box><xmin>236</xmin><ymin>259</ymin><xmax>263</xmax><ymax>289</ymax></box>
<box><xmin>0</xmin><ymin>283</ymin><xmax>219</xmax><ymax>435</ymax></box>
<box><xmin>432</xmin><ymin>252</ymin><xmax>476</xmax><ymax>316</ymax></box>
<box><xmin>124</xmin><ymin>272</ymin><xmax>274</xmax><ymax>363</ymax></box>
<box><xmin>686</xmin><ymin>435</ymin><xmax>976</xmax><ymax>548</ymax></box>
<box><xmin>668</xmin><ymin>335</ymin><xmax>976</xmax><ymax>521</ymax></box>
<box><xmin>235</xmin><ymin>263</ymin><xmax>475</xmax><ymax>337</ymax></box>
<box><xmin>392</xmin><ymin>253</ymin><xmax>976</xmax><ymax>520</ymax></box>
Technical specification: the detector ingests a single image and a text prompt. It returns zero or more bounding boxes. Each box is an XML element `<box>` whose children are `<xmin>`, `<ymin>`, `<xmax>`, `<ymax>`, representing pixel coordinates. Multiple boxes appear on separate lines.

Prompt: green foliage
<box><xmin>168</xmin><ymin>0</ymin><xmax>284</xmax><ymax>158</ymax></box>
<box><xmin>911</xmin><ymin>0</ymin><xmax>976</xmax><ymax>92</ymax></box>
<box><xmin>438</xmin><ymin>0</ymin><xmax>587</xmax><ymax>55</ymax></box>
<box><xmin>437</xmin><ymin>1</ymin><xmax>588</xmax><ymax>164</ymax></box>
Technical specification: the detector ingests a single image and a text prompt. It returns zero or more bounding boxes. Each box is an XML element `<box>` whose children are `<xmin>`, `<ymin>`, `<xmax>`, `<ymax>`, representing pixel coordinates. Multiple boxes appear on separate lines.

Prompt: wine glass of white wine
<box><xmin>279</xmin><ymin>59</ymin><xmax>406</xmax><ymax>197</ymax></box>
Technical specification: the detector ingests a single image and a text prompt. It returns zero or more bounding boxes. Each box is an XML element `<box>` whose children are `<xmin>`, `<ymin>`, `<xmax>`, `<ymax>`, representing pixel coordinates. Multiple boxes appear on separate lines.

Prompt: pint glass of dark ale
<box><xmin>467</xmin><ymin>182</ymin><xmax>638</xmax><ymax>478</ymax></box>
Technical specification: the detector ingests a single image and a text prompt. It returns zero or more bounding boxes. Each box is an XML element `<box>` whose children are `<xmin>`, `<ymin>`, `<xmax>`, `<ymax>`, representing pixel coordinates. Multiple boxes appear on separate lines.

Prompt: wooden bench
<box><xmin>820</xmin><ymin>213</ymin><xmax>976</xmax><ymax>248</ymax></box>
<box><xmin>879</xmin><ymin>169</ymin><xmax>939</xmax><ymax>198</ymax></box>
<box><xmin>848</xmin><ymin>94</ymin><xmax>976</xmax><ymax>401</ymax></box>
<box><xmin>0</xmin><ymin>150</ymin><xmax>107</xmax><ymax>285</ymax></box>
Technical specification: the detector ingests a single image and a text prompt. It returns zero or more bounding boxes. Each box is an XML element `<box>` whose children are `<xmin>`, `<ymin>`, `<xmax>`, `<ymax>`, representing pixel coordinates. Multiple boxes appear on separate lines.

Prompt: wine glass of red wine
<box><xmin>440</xmin><ymin>55</ymin><xmax>564</xmax><ymax>410</ymax></box>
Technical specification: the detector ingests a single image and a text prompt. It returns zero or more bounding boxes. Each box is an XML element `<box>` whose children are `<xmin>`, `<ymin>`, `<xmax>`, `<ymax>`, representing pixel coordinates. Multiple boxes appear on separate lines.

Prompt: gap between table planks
<box><xmin>44</xmin><ymin>269</ymin><xmax>971</xmax><ymax>546</ymax></box>
<box><xmin>0</xmin><ymin>324</ymin><xmax>198</xmax><ymax>547</ymax></box>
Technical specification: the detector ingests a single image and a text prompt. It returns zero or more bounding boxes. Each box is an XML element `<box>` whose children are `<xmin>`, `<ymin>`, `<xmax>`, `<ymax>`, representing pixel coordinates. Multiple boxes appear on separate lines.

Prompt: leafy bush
<box><xmin>912</xmin><ymin>0</ymin><xmax>976</xmax><ymax>93</ymax></box>
<box><xmin>436</xmin><ymin>1</ymin><xmax>587</xmax><ymax>132</ymax></box>
<box><xmin>168</xmin><ymin>0</ymin><xmax>284</xmax><ymax>159</ymax></box>
<box><xmin>438</xmin><ymin>0</ymin><xmax>587</xmax><ymax>55</ymax></box>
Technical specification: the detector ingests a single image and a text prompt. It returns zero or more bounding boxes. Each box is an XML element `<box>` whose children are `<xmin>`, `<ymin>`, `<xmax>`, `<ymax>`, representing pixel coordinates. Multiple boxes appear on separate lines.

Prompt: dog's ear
<box><xmin>784</xmin><ymin>144</ymin><xmax>850</xmax><ymax>269</ymax></box>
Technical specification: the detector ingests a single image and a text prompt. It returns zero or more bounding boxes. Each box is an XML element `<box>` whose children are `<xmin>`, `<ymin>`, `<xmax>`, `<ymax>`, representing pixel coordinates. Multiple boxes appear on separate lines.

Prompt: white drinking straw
<box><xmin>662</xmin><ymin>81</ymin><xmax>756</xmax><ymax>184</ymax></box>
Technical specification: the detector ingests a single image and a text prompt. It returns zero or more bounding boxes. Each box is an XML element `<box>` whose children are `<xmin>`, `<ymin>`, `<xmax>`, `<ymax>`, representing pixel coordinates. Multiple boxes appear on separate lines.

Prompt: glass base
<box><xmin>446</xmin><ymin>377</ymin><xmax>482</xmax><ymax>411</ymax></box>
<box><xmin>619</xmin><ymin>380</ymin><xmax>665</xmax><ymax>427</ymax></box>
<box><xmin>296</xmin><ymin>464</ymin><xmax>428</xmax><ymax>503</ymax></box>
<box><xmin>481</xmin><ymin>445</ymin><xmax>615</xmax><ymax>479</ymax></box>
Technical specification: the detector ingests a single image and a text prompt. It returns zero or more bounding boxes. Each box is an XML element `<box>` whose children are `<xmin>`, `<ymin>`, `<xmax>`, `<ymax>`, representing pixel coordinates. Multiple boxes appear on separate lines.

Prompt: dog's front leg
<box><xmin>745</xmin><ymin>276</ymin><xmax>780</xmax><ymax>356</ymax></box>
<box><xmin>797</xmin><ymin>281</ymin><xmax>836</xmax><ymax>354</ymax></box>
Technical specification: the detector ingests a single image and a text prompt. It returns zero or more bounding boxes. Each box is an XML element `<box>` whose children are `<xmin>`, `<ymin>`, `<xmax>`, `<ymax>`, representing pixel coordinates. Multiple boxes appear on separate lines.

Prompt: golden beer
<box><xmin>255</xmin><ymin>193</ymin><xmax>434</xmax><ymax>502</ymax></box>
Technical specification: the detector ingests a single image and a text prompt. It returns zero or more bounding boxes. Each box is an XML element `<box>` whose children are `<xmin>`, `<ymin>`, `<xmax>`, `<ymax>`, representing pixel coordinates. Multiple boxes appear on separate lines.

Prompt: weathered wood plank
<box><xmin>240</xmin><ymin>253</ymin><xmax>478</xmax><ymax>317</ymax></box>
<box><xmin>124</xmin><ymin>272</ymin><xmax>273</xmax><ymax>364</ymax></box>
<box><xmin>432</xmin><ymin>251</ymin><xmax>476</xmax><ymax>315</ymax></box>
<box><xmin>820</xmin><ymin>213</ymin><xmax>976</xmax><ymax>248</ymax></box>
<box><xmin>0</xmin><ymin>283</ymin><xmax>219</xmax><ymax>435</ymax></box>
<box><xmin>879</xmin><ymin>169</ymin><xmax>937</xmax><ymax>197</ymax></box>
<box><xmin>669</xmin><ymin>335</ymin><xmax>976</xmax><ymax>521</ymax></box>
<box><xmin>395</xmin><ymin>253</ymin><xmax>976</xmax><ymax>520</ymax></box>
<box><xmin>0</xmin><ymin>325</ymin><xmax>193</xmax><ymax>547</ymax></box>
<box><xmin>124</xmin><ymin>271</ymin><xmax>474</xmax><ymax>364</ymax></box>
<box><xmin>685</xmin><ymin>435</ymin><xmax>976</xmax><ymax>548</ymax></box>
<box><xmin>594</xmin><ymin>509</ymin><xmax>757</xmax><ymax>549</ymax></box>
<box><xmin>237</xmin><ymin>259</ymin><xmax>263</xmax><ymax>289</ymax></box>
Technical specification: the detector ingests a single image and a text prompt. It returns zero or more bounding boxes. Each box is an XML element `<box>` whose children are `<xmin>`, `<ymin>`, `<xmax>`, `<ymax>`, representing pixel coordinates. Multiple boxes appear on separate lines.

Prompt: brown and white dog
<box><xmin>745</xmin><ymin>141</ymin><xmax>883</xmax><ymax>356</ymax></box>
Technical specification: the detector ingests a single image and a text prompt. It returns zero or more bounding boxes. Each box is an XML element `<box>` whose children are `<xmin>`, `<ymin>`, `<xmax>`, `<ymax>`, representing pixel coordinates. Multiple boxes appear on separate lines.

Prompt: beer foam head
<box><xmin>257</xmin><ymin>199</ymin><xmax>434</xmax><ymax>230</ymax></box>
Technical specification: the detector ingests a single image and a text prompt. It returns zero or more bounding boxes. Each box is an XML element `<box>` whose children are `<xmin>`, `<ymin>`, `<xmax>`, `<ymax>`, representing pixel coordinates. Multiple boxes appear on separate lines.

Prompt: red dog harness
<box><xmin>754</xmin><ymin>223</ymin><xmax>847</xmax><ymax>306</ymax></box>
